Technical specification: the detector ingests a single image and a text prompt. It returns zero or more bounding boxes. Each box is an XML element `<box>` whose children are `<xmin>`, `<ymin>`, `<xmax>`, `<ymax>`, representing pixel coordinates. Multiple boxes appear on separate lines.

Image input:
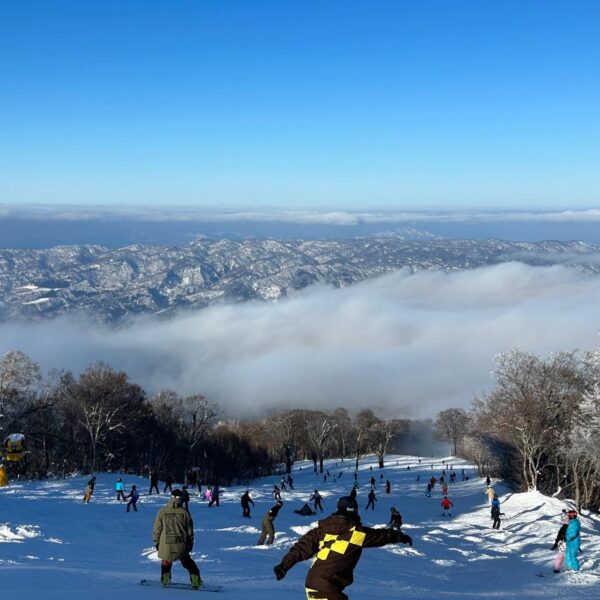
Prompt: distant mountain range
<box><xmin>1</xmin><ymin>238</ymin><xmax>598</xmax><ymax>323</ymax></box>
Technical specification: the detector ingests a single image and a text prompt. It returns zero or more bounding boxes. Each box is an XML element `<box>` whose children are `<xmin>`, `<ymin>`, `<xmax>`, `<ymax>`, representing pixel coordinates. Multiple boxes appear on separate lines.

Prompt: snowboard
<box><xmin>140</xmin><ymin>579</ymin><xmax>223</xmax><ymax>592</ymax></box>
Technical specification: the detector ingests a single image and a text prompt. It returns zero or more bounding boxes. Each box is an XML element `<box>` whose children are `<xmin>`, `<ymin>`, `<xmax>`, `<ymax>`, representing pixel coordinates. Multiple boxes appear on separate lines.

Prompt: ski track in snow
<box><xmin>1</xmin><ymin>455</ymin><xmax>599</xmax><ymax>599</ymax></box>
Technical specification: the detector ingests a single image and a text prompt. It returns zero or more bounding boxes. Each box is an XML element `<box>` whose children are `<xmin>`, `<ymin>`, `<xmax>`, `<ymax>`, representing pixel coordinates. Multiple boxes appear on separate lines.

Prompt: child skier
<box><xmin>490</xmin><ymin>495</ymin><xmax>504</xmax><ymax>529</ymax></box>
<box><xmin>126</xmin><ymin>485</ymin><xmax>140</xmax><ymax>512</ymax></box>
<box><xmin>310</xmin><ymin>490</ymin><xmax>324</xmax><ymax>513</ymax></box>
<box><xmin>441</xmin><ymin>495</ymin><xmax>453</xmax><ymax>517</ymax></box>
<box><xmin>565</xmin><ymin>510</ymin><xmax>581</xmax><ymax>571</ymax></box>
<box><xmin>552</xmin><ymin>510</ymin><xmax>569</xmax><ymax>573</ymax></box>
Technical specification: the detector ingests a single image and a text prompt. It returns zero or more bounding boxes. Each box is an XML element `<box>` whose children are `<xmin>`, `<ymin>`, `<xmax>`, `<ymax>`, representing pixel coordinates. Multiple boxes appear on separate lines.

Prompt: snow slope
<box><xmin>0</xmin><ymin>455</ymin><xmax>598</xmax><ymax>599</ymax></box>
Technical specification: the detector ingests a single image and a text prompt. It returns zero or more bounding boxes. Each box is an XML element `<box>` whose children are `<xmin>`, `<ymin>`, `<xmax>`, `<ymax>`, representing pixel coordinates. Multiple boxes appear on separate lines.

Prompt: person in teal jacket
<box><xmin>565</xmin><ymin>510</ymin><xmax>581</xmax><ymax>571</ymax></box>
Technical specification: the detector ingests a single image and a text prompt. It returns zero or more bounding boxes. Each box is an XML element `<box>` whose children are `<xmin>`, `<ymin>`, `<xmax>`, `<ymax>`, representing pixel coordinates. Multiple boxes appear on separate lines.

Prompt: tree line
<box><xmin>0</xmin><ymin>351</ymin><xmax>417</xmax><ymax>485</ymax></box>
<box><xmin>432</xmin><ymin>348</ymin><xmax>600</xmax><ymax>511</ymax></box>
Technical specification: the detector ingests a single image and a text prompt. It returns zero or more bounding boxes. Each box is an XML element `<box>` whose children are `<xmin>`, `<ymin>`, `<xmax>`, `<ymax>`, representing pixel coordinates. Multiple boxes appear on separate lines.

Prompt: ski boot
<box><xmin>161</xmin><ymin>572</ymin><xmax>171</xmax><ymax>587</ymax></box>
<box><xmin>190</xmin><ymin>574</ymin><xmax>202</xmax><ymax>589</ymax></box>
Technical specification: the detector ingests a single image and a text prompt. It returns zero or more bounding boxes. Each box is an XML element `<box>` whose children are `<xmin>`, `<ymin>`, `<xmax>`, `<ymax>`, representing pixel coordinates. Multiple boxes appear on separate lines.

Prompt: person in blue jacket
<box><xmin>115</xmin><ymin>478</ymin><xmax>126</xmax><ymax>502</ymax></box>
<box><xmin>565</xmin><ymin>510</ymin><xmax>581</xmax><ymax>571</ymax></box>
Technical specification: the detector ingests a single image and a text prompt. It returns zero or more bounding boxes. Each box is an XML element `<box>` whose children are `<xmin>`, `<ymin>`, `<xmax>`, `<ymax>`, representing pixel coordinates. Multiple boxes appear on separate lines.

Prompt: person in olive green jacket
<box><xmin>153</xmin><ymin>489</ymin><xmax>202</xmax><ymax>588</ymax></box>
<box><xmin>258</xmin><ymin>500</ymin><xmax>283</xmax><ymax>545</ymax></box>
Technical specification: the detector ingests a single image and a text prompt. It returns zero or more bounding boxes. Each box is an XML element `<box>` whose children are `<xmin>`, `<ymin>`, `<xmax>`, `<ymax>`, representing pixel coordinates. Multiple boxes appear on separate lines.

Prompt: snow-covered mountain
<box><xmin>0</xmin><ymin>455</ymin><xmax>598</xmax><ymax>599</ymax></box>
<box><xmin>1</xmin><ymin>238</ymin><xmax>599</xmax><ymax>322</ymax></box>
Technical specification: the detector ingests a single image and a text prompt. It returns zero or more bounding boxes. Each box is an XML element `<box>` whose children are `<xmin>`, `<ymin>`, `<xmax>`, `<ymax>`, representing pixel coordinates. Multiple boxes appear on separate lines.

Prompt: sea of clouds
<box><xmin>1</xmin><ymin>262</ymin><xmax>600</xmax><ymax>418</ymax></box>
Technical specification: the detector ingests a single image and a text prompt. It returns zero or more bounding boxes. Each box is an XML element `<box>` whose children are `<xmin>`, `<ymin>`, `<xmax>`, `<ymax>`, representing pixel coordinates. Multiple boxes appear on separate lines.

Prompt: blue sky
<box><xmin>1</xmin><ymin>0</ymin><xmax>599</xmax><ymax>209</ymax></box>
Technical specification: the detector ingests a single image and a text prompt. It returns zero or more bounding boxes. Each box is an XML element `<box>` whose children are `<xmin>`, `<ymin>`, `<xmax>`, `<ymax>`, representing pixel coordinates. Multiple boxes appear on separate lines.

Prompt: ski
<box><xmin>140</xmin><ymin>579</ymin><xmax>223</xmax><ymax>592</ymax></box>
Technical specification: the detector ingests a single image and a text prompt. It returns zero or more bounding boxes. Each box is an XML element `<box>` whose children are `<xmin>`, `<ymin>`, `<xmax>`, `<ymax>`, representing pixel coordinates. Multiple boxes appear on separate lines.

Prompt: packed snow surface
<box><xmin>0</xmin><ymin>455</ymin><xmax>598</xmax><ymax>598</ymax></box>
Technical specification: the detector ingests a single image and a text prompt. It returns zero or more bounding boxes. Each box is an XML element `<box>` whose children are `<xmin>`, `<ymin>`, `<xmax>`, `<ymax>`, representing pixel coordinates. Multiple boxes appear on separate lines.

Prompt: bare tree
<box><xmin>304</xmin><ymin>411</ymin><xmax>338</xmax><ymax>473</ymax></box>
<box><xmin>371</xmin><ymin>418</ymin><xmax>409</xmax><ymax>468</ymax></box>
<box><xmin>433</xmin><ymin>408</ymin><xmax>469</xmax><ymax>455</ymax></box>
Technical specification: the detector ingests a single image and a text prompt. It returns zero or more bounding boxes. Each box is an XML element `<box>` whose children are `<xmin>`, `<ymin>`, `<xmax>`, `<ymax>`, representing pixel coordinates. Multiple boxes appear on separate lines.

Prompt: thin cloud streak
<box><xmin>1</xmin><ymin>263</ymin><xmax>599</xmax><ymax>418</ymax></box>
<box><xmin>1</xmin><ymin>204</ymin><xmax>600</xmax><ymax>226</ymax></box>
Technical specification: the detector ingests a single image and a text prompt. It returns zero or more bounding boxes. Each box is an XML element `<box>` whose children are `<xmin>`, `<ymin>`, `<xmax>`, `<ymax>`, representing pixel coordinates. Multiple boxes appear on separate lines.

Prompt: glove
<box><xmin>274</xmin><ymin>564</ymin><xmax>286</xmax><ymax>580</ymax></box>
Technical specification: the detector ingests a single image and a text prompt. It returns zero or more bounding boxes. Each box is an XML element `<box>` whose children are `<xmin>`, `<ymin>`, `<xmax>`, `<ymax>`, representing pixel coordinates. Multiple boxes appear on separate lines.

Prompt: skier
<box><xmin>365</xmin><ymin>489</ymin><xmax>377</xmax><ymax>511</ymax></box>
<box><xmin>115</xmin><ymin>477</ymin><xmax>126</xmax><ymax>502</ymax></box>
<box><xmin>385</xmin><ymin>480</ymin><xmax>391</xmax><ymax>494</ymax></box>
<box><xmin>552</xmin><ymin>510</ymin><xmax>569</xmax><ymax>573</ymax></box>
<box><xmin>241</xmin><ymin>490</ymin><xmax>254</xmax><ymax>517</ymax></box>
<box><xmin>273</xmin><ymin>496</ymin><xmax>412</xmax><ymax>599</ymax></box>
<box><xmin>565</xmin><ymin>510</ymin><xmax>581</xmax><ymax>571</ymax></box>
<box><xmin>389</xmin><ymin>507</ymin><xmax>403</xmax><ymax>531</ymax></box>
<box><xmin>485</xmin><ymin>485</ymin><xmax>496</xmax><ymax>505</ymax></box>
<box><xmin>153</xmin><ymin>489</ymin><xmax>201</xmax><ymax>589</ymax></box>
<box><xmin>258</xmin><ymin>500</ymin><xmax>284</xmax><ymax>545</ymax></box>
<box><xmin>280</xmin><ymin>477</ymin><xmax>287</xmax><ymax>492</ymax></box>
<box><xmin>441</xmin><ymin>495</ymin><xmax>453</xmax><ymax>517</ymax></box>
<box><xmin>208</xmin><ymin>484</ymin><xmax>220</xmax><ymax>507</ymax></box>
<box><xmin>490</xmin><ymin>496</ymin><xmax>504</xmax><ymax>529</ymax></box>
<box><xmin>163</xmin><ymin>474</ymin><xmax>173</xmax><ymax>494</ymax></box>
<box><xmin>369</xmin><ymin>476</ymin><xmax>376</xmax><ymax>489</ymax></box>
<box><xmin>294</xmin><ymin>502</ymin><xmax>316</xmax><ymax>516</ymax></box>
<box><xmin>149</xmin><ymin>470</ymin><xmax>159</xmax><ymax>495</ymax></box>
<box><xmin>310</xmin><ymin>490</ymin><xmax>324</xmax><ymax>513</ymax></box>
<box><xmin>126</xmin><ymin>485</ymin><xmax>140</xmax><ymax>512</ymax></box>
<box><xmin>273</xmin><ymin>485</ymin><xmax>282</xmax><ymax>502</ymax></box>
<box><xmin>83</xmin><ymin>475</ymin><xmax>96</xmax><ymax>503</ymax></box>
<box><xmin>486</xmin><ymin>475</ymin><xmax>491</xmax><ymax>487</ymax></box>
<box><xmin>181</xmin><ymin>485</ymin><xmax>190</xmax><ymax>511</ymax></box>
<box><xmin>425</xmin><ymin>483</ymin><xmax>432</xmax><ymax>497</ymax></box>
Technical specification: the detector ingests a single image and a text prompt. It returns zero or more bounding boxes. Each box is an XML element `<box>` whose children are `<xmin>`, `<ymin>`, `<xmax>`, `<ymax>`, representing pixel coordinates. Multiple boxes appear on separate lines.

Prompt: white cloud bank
<box><xmin>1</xmin><ymin>204</ymin><xmax>600</xmax><ymax>225</ymax></box>
<box><xmin>1</xmin><ymin>263</ymin><xmax>599</xmax><ymax>418</ymax></box>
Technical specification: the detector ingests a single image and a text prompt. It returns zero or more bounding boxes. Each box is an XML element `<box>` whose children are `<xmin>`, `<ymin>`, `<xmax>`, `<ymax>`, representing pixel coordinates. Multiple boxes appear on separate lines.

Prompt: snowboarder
<box><xmin>389</xmin><ymin>507</ymin><xmax>403</xmax><ymax>531</ymax></box>
<box><xmin>490</xmin><ymin>496</ymin><xmax>504</xmax><ymax>529</ymax></box>
<box><xmin>208</xmin><ymin>484</ymin><xmax>220</xmax><ymax>507</ymax></box>
<box><xmin>294</xmin><ymin>502</ymin><xmax>316</xmax><ymax>516</ymax></box>
<box><xmin>552</xmin><ymin>510</ymin><xmax>569</xmax><ymax>573</ymax></box>
<box><xmin>486</xmin><ymin>475</ymin><xmax>491</xmax><ymax>487</ymax></box>
<box><xmin>258</xmin><ymin>500</ymin><xmax>284</xmax><ymax>545</ymax></box>
<box><xmin>149</xmin><ymin>470</ymin><xmax>159</xmax><ymax>495</ymax></box>
<box><xmin>83</xmin><ymin>475</ymin><xmax>96</xmax><ymax>503</ymax></box>
<box><xmin>153</xmin><ymin>489</ymin><xmax>201</xmax><ymax>589</ymax></box>
<box><xmin>163</xmin><ymin>474</ymin><xmax>173</xmax><ymax>494</ymax></box>
<box><xmin>365</xmin><ymin>489</ymin><xmax>377</xmax><ymax>511</ymax></box>
<box><xmin>310</xmin><ymin>490</ymin><xmax>324</xmax><ymax>513</ymax></box>
<box><xmin>115</xmin><ymin>477</ymin><xmax>126</xmax><ymax>502</ymax></box>
<box><xmin>385</xmin><ymin>480</ymin><xmax>391</xmax><ymax>494</ymax></box>
<box><xmin>441</xmin><ymin>495</ymin><xmax>453</xmax><ymax>517</ymax></box>
<box><xmin>565</xmin><ymin>510</ymin><xmax>581</xmax><ymax>571</ymax></box>
<box><xmin>126</xmin><ymin>485</ymin><xmax>140</xmax><ymax>512</ymax></box>
<box><xmin>241</xmin><ymin>490</ymin><xmax>254</xmax><ymax>517</ymax></box>
<box><xmin>273</xmin><ymin>496</ymin><xmax>413</xmax><ymax>599</ymax></box>
<box><xmin>273</xmin><ymin>485</ymin><xmax>282</xmax><ymax>501</ymax></box>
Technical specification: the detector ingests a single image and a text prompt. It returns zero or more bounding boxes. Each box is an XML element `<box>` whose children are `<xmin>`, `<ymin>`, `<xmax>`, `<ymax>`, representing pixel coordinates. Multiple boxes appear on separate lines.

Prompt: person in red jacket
<box><xmin>441</xmin><ymin>495</ymin><xmax>453</xmax><ymax>517</ymax></box>
<box><xmin>274</xmin><ymin>496</ymin><xmax>412</xmax><ymax>599</ymax></box>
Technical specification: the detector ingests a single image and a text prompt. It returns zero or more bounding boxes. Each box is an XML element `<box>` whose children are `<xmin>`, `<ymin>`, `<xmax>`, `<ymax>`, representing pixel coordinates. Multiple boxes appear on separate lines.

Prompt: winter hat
<box><xmin>336</xmin><ymin>496</ymin><xmax>357</xmax><ymax>514</ymax></box>
<box><xmin>566</xmin><ymin>510</ymin><xmax>578</xmax><ymax>518</ymax></box>
<box><xmin>171</xmin><ymin>489</ymin><xmax>182</xmax><ymax>497</ymax></box>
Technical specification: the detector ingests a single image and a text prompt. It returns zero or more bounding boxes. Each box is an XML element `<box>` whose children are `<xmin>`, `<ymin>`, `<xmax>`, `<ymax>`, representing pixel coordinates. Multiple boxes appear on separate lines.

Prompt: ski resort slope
<box><xmin>0</xmin><ymin>455</ymin><xmax>599</xmax><ymax>599</ymax></box>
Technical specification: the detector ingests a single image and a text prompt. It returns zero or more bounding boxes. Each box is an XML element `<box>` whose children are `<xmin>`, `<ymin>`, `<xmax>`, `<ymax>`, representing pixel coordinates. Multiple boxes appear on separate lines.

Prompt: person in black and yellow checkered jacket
<box><xmin>274</xmin><ymin>496</ymin><xmax>412</xmax><ymax>599</ymax></box>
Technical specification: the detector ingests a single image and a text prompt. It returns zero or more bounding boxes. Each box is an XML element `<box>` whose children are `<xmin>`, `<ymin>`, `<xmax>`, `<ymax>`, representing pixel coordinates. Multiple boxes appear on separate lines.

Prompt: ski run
<box><xmin>1</xmin><ymin>455</ymin><xmax>598</xmax><ymax>599</ymax></box>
